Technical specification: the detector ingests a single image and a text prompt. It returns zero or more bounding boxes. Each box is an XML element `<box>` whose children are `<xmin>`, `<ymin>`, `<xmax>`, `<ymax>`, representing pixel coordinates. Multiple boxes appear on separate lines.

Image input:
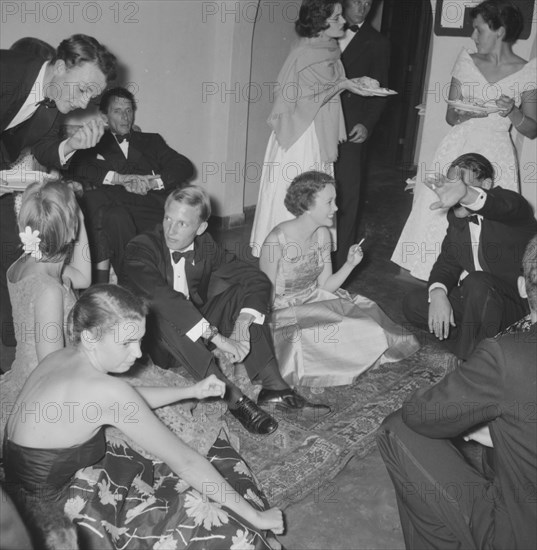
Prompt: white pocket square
<box><xmin>96</xmin><ymin>154</ymin><xmax>105</xmax><ymax>160</ymax></box>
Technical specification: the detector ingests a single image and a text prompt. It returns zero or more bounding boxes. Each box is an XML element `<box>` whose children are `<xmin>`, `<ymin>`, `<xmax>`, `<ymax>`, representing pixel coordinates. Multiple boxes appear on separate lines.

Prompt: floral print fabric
<box><xmin>63</xmin><ymin>430</ymin><xmax>272</xmax><ymax>549</ymax></box>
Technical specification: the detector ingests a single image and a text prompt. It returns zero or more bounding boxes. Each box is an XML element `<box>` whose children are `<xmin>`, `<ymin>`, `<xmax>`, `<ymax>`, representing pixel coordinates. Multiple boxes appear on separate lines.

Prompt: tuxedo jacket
<box><xmin>402</xmin><ymin>322</ymin><xmax>537</xmax><ymax>549</ymax></box>
<box><xmin>429</xmin><ymin>187</ymin><xmax>537</xmax><ymax>292</ymax></box>
<box><xmin>0</xmin><ymin>50</ymin><xmax>63</xmax><ymax>169</ymax></box>
<box><xmin>67</xmin><ymin>130</ymin><xmax>194</xmax><ymax>192</ymax></box>
<box><xmin>120</xmin><ymin>227</ymin><xmax>272</xmax><ymax>337</ymax></box>
<box><xmin>340</xmin><ymin>22</ymin><xmax>390</xmax><ymax>134</ymax></box>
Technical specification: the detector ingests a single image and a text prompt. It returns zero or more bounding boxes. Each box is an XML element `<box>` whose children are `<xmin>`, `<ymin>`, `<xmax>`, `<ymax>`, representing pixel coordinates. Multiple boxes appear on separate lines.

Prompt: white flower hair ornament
<box><xmin>19</xmin><ymin>226</ymin><xmax>43</xmax><ymax>260</ymax></box>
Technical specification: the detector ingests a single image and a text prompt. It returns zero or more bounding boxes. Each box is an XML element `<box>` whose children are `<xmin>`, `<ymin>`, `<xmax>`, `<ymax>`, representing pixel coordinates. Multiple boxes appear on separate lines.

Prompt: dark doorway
<box><xmin>370</xmin><ymin>0</ymin><xmax>433</xmax><ymax>172</ymax></box>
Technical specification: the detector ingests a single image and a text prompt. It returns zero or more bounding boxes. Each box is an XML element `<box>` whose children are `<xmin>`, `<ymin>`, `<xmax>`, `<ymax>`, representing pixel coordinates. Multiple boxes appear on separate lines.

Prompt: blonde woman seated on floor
<box><xmin>259</xmin><ymin>171</ymin><xmax>420</xmax><ymax>387</ymax></box>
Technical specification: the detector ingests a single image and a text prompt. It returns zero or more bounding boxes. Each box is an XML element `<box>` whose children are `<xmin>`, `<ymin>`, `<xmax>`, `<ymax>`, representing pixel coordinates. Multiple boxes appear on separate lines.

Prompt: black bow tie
<box><xmin>467</xmin><ymin>214</ymin><xmax>480</xmax><ymax>225</ymax></box>
<box><xmin>115</xmin><ymin>133</ymin><xmax>130</xmax><ymax>144</ymax></box>
<box><xmin>347</xmin><ymin>24</ymin><xmax>360</xmax><ymax>32</ymax></box>
<box><xmin>172</xmin><ymin>250</ymin><xmax>195</xmax><ymax>264</ymax></box>
<box><xmin>36</xmin><ymin>97</ymin><xmax>56</xmax><ymax>109</ymax></box>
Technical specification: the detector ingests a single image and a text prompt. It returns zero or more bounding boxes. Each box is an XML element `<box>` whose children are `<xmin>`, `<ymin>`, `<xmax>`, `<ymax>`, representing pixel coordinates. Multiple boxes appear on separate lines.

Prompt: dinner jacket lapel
<box><xmin>341</xmin><ymin>24</ymin><xmax>375</xmax><ymax>68</ymax></box>
<box><xmin>161</xmin><ymin>237</ymin><xmax>174</xmax><ymax>289</ymax></box>
<box><xmin>185</xmin><ymin>239</ymin><xmax>206</xmax><ymax>307</ymax></box>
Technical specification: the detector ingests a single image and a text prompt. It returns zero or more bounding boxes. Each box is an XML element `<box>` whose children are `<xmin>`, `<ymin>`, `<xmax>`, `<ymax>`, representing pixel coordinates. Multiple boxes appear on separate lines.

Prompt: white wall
<box><xmin>0</xmin><ymin>0</ymin><xmax>258</xmax><ymax>217</ymax></box>
<box><xmin>417</xmin><ymin>0</ymin><xmax>537</xmax><ymax>209</ymax></box>
<box><xmin>244</xmin><ymin>0</ymin><xmax>301</xmax><ymax>207</ymax></box>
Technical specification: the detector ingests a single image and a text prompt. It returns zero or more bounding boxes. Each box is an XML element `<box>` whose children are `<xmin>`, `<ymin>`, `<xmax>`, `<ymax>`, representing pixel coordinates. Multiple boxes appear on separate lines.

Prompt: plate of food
<box><xmin>0</xmin><ymin>170</ymin><xmax>56</xmax><ymax>193</ymax></box>
<box><xmin>446</xmin><ymin>99</ymin><xmax>501</xmax><ymax>114</ymax></box>
<box><xmin>367</xmin><ymin>87</ymin><xmax>398</xmax><ymax>96</ymax></box>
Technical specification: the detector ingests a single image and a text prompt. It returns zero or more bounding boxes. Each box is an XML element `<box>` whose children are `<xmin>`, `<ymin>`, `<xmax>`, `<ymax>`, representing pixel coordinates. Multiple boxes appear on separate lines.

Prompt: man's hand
<box><xmin>213</xmin><ymin>335</ymin><xmax>249</xmax><ymax>363</ymax></box>
<box><xmin>65</xmin><ymin>118</ymin><xmax>106</xmax><ymax>154</ymax></box>
<box><xmin>428</xmin><ymin>288</ymin><xmax>455</xmax><ymax>340</ymax></box>
<box><xmin>463</xmin><ymin>425</ymin><xmax>493</xmax><ymax>447</ymax></box>
<box><xmin>226</xmin><ymin>312</ymin><xmax>255</xmax><ymax>360</ymax></box>
<box><xmin>192</xmin><ymin>375</ymin><xmax>226</xmax><ymax>400</ymax></box>
<box><xmin>117</xmin><ymin>174</ymin><xmax>152</xmax><ymax>195</ymax></box>
<box><xmin>348</xmin><ymin>123</ymin><xmax>368</xmax><ymax>144</ymax></box>
<box><xmin>425</xmin><ymin>167</ymin><xmax>468</xmax><ymax>211</ymax></box>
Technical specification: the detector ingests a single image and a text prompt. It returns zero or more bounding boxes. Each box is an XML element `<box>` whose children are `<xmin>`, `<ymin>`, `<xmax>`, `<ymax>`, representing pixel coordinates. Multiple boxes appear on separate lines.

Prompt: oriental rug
<box><xmin>222</xmin><ymin>344</ymin><xmax>450</xmax><ymax>509</ymax></box>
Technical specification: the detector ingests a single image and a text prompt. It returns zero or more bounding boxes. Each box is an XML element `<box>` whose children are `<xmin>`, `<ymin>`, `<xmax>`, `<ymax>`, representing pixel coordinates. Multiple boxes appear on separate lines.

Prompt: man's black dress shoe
<box><xmin>229</xmin><ymin>396</ymin><xmax>278</xmax><ymax>435</ymax></box>
<box><xmin>257</xmin><ymin>388</ymin><xmax>331</xmax><ymax>415</ymax></box>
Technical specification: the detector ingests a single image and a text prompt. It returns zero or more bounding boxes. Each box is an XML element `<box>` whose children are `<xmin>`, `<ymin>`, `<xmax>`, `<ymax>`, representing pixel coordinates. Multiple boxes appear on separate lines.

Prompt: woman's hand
<box><xmin>346</xmin><ymin>243</ymin><xmax>364</xmax><ymax>266</ymax></box>
<box><xmin>495</xmin><ymin>94</ymin><xmax>515</xmax><ymax>117</ymax></box>
<box><xmin>254</xmin><ymin>507</ymin><xmax>284</xmax><ymax>534</ymax></box>
<box><xmin>192</xmin><ymin>375</ymin><xmax>225</xmax><ymax>400</ymax></box>
<box><xmin>345</xmin><ymin>77</ymin><xmax>379</xmax><ymax>96</ymax></box>
<box><xmin>452</xmin><ymin>107</ymin><xmax>488</xmax><ymax>122</ymax></box>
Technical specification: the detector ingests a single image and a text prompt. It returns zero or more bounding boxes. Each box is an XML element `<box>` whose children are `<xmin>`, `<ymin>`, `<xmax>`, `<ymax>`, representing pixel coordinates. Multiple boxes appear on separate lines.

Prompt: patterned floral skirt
<box><xmin>42</xmin><ymin>431</ymin><xmax>273</xmax><ymax>549</ymax></box>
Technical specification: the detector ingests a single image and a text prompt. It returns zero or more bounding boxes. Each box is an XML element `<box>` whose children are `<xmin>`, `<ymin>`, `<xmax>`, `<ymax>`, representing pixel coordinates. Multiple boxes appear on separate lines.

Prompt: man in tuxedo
<box><xmin>67</xmin><ymin>87</ymin><xmax>194</xmax><ymax>281</ymax></box>
<box><xmin>377</xmin><ymin>234</ymin><xmax>537</xmax><ymax>549</ymax></box>
<box><xmin>334</xmin><ymin>0</ymin><xmax>390</xmax><ymax>269</ymax></box>
<box><xmin>0</xmin><ymin>34</ymin><xmax>117</xmax><ymax>347</ymax></box>
<box><xmin>120</xmin><ymin>186</ymin><xmax>329</xmax><ymax>436</ymax></box>
<box><xmin>403</xmin><ymin>153</ymin><xmax>537</xmax><ymax>359</ymax></box>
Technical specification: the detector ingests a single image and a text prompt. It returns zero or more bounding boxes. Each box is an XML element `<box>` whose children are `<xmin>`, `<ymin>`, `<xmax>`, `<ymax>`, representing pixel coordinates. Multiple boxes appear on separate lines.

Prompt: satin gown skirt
<box><xmin>271</xmin><ymin>287</ymin><xmax>420</xmax><ymax>387</ymax></box>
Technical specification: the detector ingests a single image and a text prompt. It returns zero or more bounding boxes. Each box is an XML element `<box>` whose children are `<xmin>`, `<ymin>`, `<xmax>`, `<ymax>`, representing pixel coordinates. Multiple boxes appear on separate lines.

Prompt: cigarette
<box><xmin>358</xmin><ymin>238</ymin><xmax>365</xmax><ymax>247</ymax></box>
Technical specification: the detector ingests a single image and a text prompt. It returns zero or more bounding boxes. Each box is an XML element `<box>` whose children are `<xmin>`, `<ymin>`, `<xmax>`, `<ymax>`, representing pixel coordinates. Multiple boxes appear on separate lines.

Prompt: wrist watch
<box><xmin>205</xmin><ymin>325</ymin><xmax>219</xmax><ymax>342</ymax></box>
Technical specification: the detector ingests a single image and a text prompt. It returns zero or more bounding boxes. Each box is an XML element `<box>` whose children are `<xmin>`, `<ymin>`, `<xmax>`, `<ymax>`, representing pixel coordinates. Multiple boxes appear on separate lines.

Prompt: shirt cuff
<box><xmin>152</xmin><ymin>177</ymin><xmax>164</xmax><ymax>191</ymax></box>
<box><xmin>187</xmin><ymin>318</ymin><xmax>206</xmax><ymax>341</ymax></box>
<box><xmin>240</xmin><ymin>308</ymin><xmax>265</xmax><ymax>325</ymax></box>
<box><xmin>59</xmin><ymin>140</ymin><xmax>76</xmax><ymax>166</ymax></box>
<box><xmin>103</xmin><ymin>171</ymin><xmax>117</xmax><ymax>185</ymax></box>
<box><xmin>460</xmin><ymin>187</ymin><xmax>486</xmax><ymax>211</ymax></box>
<box><xmin>428</xmin><ymin>283</ymin><xmax>448</xmax><ymax>302</ymax></box>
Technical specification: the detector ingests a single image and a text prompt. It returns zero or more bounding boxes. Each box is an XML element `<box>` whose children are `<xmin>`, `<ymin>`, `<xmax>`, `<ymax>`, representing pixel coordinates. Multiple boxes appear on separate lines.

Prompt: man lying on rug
<box><xmin>402</xmin><ymin>152</ymin><xmax>537</xmax><ymax>359</ymax></box>
<box><xmin>377</xmin><ymin>234</ymin><xmax>537</xmax><ymax>549</ymax></box>
<box><xmin>120</xmin><ymin>185</ymin><xmax>330</xmax><ymax>436</ymax></box>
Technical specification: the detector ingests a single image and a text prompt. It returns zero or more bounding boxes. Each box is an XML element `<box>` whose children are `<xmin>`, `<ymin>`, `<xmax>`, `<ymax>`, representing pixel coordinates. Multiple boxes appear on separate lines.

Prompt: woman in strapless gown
<box><xmin>260</xmin><ymin>171</ymin><xmax>420</xmax><ymax>387</ymax></box>
<box><xmin>392</xmin><ymin>0</ymin><xmax>536</xmax><ymax>281</ymax></box>
<box><xmin>3</xmin><ymin>284</ymin><xmax>283</xmax><ymax>549</ymax></box>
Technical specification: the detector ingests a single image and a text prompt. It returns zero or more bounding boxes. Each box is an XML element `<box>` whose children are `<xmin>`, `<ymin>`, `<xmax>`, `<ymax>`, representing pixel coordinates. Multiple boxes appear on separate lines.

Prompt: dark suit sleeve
<box><xmin>195</xmin><ymin>234</ymin><xmax>272</xmax><ymax>314</ymax></box>
<box><xmin>477</xmin><ymin>187</ymin><xmax>534</xmax><ymax>223</ymax></box>
<box><xmin>402</xmin><ymin>337</ymin><xmax>505</xmax><ymax>437</ymax></box>
<box><xmin>66</xmin><ymin>147</ymin><xmax>109</xmax><ymax>188</ymax></box>
<box><xmin>29</xmin><ymin>115</ymin><xmax>65</xmax><ymax>169</ymax></box>
<box><xmin>121</xmin><ymin>236</ymin><xmax>204</xmax><ymax>336</ymax></box>
<box><xmin>150</xmin><ymin>134</ymin><xmax>194</xmax><ymax>190</ymax></box>
<box><xmin>360</xmin><ymin>34</ymin><xmax>390</xmax><ymax>133</ymax></box>
<box><xmin>428</xmin><ymin>212</ymin><xmax>465</xmax><ymax>292</ymax></box>
<box><xmin>341</xmin><ymin>29</ymin><xmax>391</xmax><ymax>134</ymax></box>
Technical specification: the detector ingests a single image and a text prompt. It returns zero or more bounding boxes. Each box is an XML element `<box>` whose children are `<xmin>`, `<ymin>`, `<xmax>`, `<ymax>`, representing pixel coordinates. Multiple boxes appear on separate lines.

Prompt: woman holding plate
<box><xmin>392</xmin><ymin>0</ymin><xmax>536</xmax><ymax>281</ymax></box>
<box><xmin>250</xmin><ymin>0</ymin><xmax>379</xmax><ymax>256</ymax></box>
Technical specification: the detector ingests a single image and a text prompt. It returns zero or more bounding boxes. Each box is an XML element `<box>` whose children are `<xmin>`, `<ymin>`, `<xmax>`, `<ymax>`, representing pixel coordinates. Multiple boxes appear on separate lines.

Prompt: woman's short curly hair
<box><xmin>469</xmin><ymin>0</ymin><xmax>524</xmax><ymax>43</ymax></box>
<box><xmin>295</xmin><ymin>0</ymin><xmax>341</xmax><ymax>38</ymax></box>
<box><xmin>18</xmin><ymin>179</ymin><xmax>80</xmax><ymax>263</ymax></box>
<box><xmin>285</xmin><ymin>171</ymin><xmax>336</xmax><ymax>217</ymax></box>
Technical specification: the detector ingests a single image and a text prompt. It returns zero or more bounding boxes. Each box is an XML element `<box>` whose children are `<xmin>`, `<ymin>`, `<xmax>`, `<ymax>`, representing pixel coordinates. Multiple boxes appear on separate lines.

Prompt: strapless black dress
<box><xmin>2</xmin><ymin>428</ymin><xmax>273</xmax><ymax>549</ymax></box>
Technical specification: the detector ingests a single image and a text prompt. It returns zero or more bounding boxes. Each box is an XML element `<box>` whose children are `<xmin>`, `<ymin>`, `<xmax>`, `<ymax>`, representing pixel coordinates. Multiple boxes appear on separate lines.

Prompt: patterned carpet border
<box><xmin>223</xmin><ymin>345</ymin><xmax>449</xmax><ymax>509</ymax></box>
